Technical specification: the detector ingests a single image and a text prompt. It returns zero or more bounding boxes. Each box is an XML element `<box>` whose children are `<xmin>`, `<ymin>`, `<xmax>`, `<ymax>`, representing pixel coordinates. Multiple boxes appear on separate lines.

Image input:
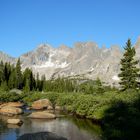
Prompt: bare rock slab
<box><xmin>0</xmin><ymin>102</ymin><xmax>24</xmax><ymax>109</ymax></box>
<box><xmin>0</xmin><ymin>106</ymin><xmax>23</xmax><ymax>115</ymax></box>
<box><xmin>28</xmin><ymin>111</ymin><xmax>56</xmax><ymax>119</ymax></box>
<box><xmin>32</xmin><ymin>99</ymin><xmax>52</xmax><ymax>110</ymax></box>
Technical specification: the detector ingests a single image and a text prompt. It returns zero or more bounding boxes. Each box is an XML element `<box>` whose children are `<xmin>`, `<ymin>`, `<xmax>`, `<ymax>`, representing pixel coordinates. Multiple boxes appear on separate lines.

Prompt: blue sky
<box><xmin>0</xmin><ymin>0</ymin><xmax>140</xmax><ymax>57</ymax></box>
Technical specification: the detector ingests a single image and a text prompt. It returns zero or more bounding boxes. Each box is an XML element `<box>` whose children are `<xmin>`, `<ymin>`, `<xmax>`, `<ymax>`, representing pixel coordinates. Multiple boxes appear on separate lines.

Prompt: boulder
<box><xmin>55</xmin><ymin>105</ymin><xmax>62</xmax><ymax>111</ymax></box>
<box><xmin>7</xmin><ymin>119</ymin><xmax>23</xmax><ymax>125</ymax></box>
<box><xmin>28</xmin><ymin>111</ymin><xmax>56</xmax><ymax>119</ymax></box>
<box><xmin>9</xmin><ymin>89</ymin><xmax>22</xmax><ymax>94</ymax></box>
<box><xmin>47</xmin><ymin>105</ymin><xmax>53</xmax><ymax>110</ymax></box>
<box><xmin>0</xmin><ymin>106</ymin><xmax>23</xmax><ymax>115</ymax></box>
<box><xmin>32</xmin><ymin>99</ymin><xmax>52</xmax><ymax>110</ymax></box>
<box><xmin>17</xmin><ymin>132</ymin><xmax>67</xmax><ymax>140</ymax></box>
<box><xmin>0</xmin><ymin>102</ymin><xmax>24</xmax><ymax>109</ymax></box>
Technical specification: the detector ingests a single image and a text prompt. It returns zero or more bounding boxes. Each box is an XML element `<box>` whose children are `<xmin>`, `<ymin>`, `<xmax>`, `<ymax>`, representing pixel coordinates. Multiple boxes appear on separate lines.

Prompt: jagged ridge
<box><xmin>1</xmin><ymin>37</ymin><xmax>140</xmax><ymax>86</ymax></box>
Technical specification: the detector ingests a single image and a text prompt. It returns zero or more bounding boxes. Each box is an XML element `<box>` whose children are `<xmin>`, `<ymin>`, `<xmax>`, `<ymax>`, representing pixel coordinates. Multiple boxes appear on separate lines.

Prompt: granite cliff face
<box><xmin>1</xmin><ymin>38</ymin><xmax>140</xmax><ymax>85</ymax></box>
<box><xmin>0</xmin><ymin>51</ymin><xmax>16</xmax><ymax>64</ymax></box>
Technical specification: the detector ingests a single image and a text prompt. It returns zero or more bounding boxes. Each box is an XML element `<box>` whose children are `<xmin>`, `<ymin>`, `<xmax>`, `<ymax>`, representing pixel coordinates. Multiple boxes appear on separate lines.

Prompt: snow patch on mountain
<box><xmin>112</xmin><ymin>75</ymin><xmax>120</xmax><ymax>81</ymax></box>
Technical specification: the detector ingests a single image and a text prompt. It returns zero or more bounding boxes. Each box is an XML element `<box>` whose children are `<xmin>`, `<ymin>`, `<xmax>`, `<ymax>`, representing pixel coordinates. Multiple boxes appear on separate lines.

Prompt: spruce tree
<box><xmin>36</xmin><ymin>72</ymin><xmax>40</xmax><ymax>91</ymax></box>
<box><xmin>24</xmin><ymin>79</ymin><xmax>30</xmax><ymax>92</ymax></box>
<box><xmin>41</xmin><ymin>74</ymin><xmax>46</xmax><ymax>91</ymax></box>
<box><xmin>119</xmin><ymin>39</ymin><xmax>140</xmax><ymax>91</ymax></box>
<box><xmin>0</xmin><ymin>61</ymin><xmax>4</xmax><ymax>85</ymax></box>
<box><xmin>15</xmin><ymin>58</ymin><xmax>23</xmax><ymax>89</ymax></box>
<box><xmin>8</xmin><ymin>69</ymin><xmax>16</xmax><ymax>89</ymax></box>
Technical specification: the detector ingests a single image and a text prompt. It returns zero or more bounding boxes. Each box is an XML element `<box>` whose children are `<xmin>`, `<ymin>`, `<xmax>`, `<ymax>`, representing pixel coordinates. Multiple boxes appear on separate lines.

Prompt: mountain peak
<box><xmin>0</xmin><ymin>37</ymin><xmax>140</xmax><ymax>85</ymax></box>
<box><xmin>36</xmin><ymin>44</ymin><xmax>52</xmax><ymax>51</ymax></box>
<box><xmin>135</xmin><ymin>36</ymin><xmax>140</xmax><ymax>49</ymax></box>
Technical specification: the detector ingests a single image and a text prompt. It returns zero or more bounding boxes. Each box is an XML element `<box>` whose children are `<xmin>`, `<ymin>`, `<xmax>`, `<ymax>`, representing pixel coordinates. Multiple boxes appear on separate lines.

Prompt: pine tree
<box><xmin>36</xmin><ymin>72</ymin><xmax>40</xmax><ymax>91</ymax></box>
<box><xmin>41</xmin><ymin>74</ymin><xmax>46</xmax><ymax>91</ymax></box>
<box><xmin>24</xmin><ymin>79</ymin><xmax>30</xmax><ymax>92</ymax></box>
<box><xmin>0</xmin><ymin>61</ymin><xmax>4</xmax><ymax>85</ymax></box>
<box><xmin>15</xmin><ymin>58</ymin><xmax>23</xmax><ymax>89</ymax></box>
<box><xmin>119</xmin><ymin>39</ymin><xmax>140</xmax><ymax>91</ymax></box>
<box><xmin>8</xmin><ymin>69</ymin><xmax>16</xmax><ymax>89</ymax></box>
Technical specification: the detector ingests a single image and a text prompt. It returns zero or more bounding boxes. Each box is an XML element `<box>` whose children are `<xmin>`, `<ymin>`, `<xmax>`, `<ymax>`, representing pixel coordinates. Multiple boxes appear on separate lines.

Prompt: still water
<box><xmin>0</xmin><ymin>115</ymin><xmax>101</xmax><ymax>140</ymax></box>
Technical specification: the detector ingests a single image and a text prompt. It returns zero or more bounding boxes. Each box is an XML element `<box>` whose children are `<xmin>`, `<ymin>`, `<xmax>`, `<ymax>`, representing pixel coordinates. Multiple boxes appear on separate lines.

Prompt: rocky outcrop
<box><xmin>32</xmin><ymin>99</ymin><xmax>52</xmax><ymax>110</ymax></box>
<box><xmin>17</xmin><ymin>132</ymin><xmax>67</xmax><ymax>140</ymax></box>
<box><xmin>7</xmin><ymin>119</ymin><xmax>23</xmax><ymax>125</ymax></box>
<box><xmin>0</xmin><ymin>106</ymin><xmax>23</xmax><ymax>116</ymax></box>
<box><xmin>28</xmin><ymin>111</ymin><xmax>56</xmax><ymax>119</ymax></box>
<box><xmin>0</xmin><ymin>51</ymin><xmax>16</xmax><ymax>64</ymax></box>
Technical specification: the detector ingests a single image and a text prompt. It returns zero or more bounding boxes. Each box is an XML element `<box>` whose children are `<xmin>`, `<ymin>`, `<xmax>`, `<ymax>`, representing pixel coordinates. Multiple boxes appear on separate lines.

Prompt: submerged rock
<box><xmin>17</xmin><ymin>132</ymin><xmax>67</xmax><ymax>140</ymax></box>
<box><xmin>32</xmin><ymin>99</ymin><xmax>52</xmax><ymax>110</ymax></box>
<box><xmin>28</xmin><ymin>111</ymin><xmax>56</xmax><ymax>119</ymax></box>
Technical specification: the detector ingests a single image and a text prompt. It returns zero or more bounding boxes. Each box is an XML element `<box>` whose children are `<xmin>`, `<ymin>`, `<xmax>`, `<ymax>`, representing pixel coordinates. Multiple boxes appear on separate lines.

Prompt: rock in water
<box><xmin>28</xmin><ymin>111</ymin><xmax>56</xmax><ymax>119</ymax></box>
<box><xmin>32</xmin><ymin>99</ymin><xmax>52</xmax><ymax>110</ymax></box>
<box><xmin>0</xmin><ymin>102</ymin><xmax>24</xmax><ymax>109</ymax></box>
<box><xmin>0</xmin><ymin>106</ymin><xmax>23</xmax><ymax>115</ymax></box>
<box><xmin>17</xmin><ymin>132</ymin><xmax>67</xmax><ymax>140</ymax></box>
<box><xmin>7</xmin><ymin>119</ymin><xmax>23</xmax><ymax>125</ymax></box>
<box><xmin>55</xmin><ymin>105</ymin><xmax>62</xmax><ymax>111</ymax></box>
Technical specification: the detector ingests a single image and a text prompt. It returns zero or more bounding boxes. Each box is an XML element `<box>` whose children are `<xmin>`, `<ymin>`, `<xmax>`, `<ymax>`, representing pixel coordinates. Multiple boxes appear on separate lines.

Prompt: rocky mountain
<box><xmin>1</xmin><ymin>37</ymin><xmax>140</xmax><ymax>86</ymax></box>
<box><xmin>0</xmin><ymin>51</ymin><xmax>16</xmax><ymax>64</ymax></box>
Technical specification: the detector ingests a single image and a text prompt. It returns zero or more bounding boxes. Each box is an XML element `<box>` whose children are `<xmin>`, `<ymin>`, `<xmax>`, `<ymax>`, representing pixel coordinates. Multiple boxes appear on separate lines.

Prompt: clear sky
<box><xmin>0</xmin><ymin>0</ymin><xmax>140</xmax><ymax>57</ymax></box>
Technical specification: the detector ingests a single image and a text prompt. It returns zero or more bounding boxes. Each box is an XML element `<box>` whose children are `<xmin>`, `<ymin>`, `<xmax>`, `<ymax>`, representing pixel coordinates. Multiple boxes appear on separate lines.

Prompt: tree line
<box><xmin>0</xmin><ymin>58</ymin><xmax>106</xmax><ymax>93</ymax></box>
<box><xmin>0</xmin><ymin>39</ymin><xmax>139</xmax><ymax>93</ymax></box>
<box><xmin>0</xmin><ymin>59</ymin><xmax>45</xmax><ymax>91</ymax></box>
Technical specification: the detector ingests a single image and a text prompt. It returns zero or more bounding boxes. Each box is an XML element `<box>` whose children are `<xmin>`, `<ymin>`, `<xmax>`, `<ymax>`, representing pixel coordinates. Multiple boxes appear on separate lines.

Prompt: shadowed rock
<box><xmin>17</xmin><ymin>132</ymin><xmax>67</xmax><ymax>140</ymax></box>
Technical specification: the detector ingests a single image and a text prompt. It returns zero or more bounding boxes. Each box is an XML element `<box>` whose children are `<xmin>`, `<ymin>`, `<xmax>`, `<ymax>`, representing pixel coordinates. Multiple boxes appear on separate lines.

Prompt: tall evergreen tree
<box><xmin>119</xmin><ymin>39</ymin><xmax>140</xmax><ymax>90</ymax></box>
<box><xmin>36</xmin><ymin>72</ymin><xmax>40</xmax><ymax>91</ymax></box>
<box><xmin>8</xmin><ymin>69</ymin><xmax>16</xmax><ymax>89</ymax></box>
<box><xmin>0</xmin><ymin>61</ymin><xmax>4</xmax><ymax>85</ymax></box>
<box><xmin>41</xmin><ymin>74</ymin><xmax>46</xmax><ymax>91</ymax></box>
<box><xmin>15</xmin><ymin>58</ymin><xmax>23</xmax><ymax>89</ymax></box>
<box><xmin>24</xmin><ymin>79</ymin><xmax>30</xmax><ymax>92</ymax></box>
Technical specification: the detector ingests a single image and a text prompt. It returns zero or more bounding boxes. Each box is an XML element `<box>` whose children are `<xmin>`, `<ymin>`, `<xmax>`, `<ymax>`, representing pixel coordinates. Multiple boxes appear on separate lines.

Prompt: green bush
<box><xmin>0</xmin><ymin>91</ymin><xmax>22</xmax><ymax>102</ymax></box>
<box><xmin>22</xmin><ymin>92</ymin><xmax>43</xmax><ymax>105</ymax></box>
<box><xmin>45</xmin><ymin>92</ymin><xmax>59</xmax><ymax>108</ymax></box>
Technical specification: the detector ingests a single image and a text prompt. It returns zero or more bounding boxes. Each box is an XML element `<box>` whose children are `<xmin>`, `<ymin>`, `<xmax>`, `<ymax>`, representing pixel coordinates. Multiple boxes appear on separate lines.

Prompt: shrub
<box><xmin>0</xmin><ymin>91</ymin><xmax>21</xmax><ymax>102</ymax></box>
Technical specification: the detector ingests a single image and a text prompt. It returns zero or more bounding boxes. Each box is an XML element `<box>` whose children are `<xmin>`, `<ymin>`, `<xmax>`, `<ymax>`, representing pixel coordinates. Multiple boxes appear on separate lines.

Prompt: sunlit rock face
<box><xmin>1</xmin><ymin>37</ymin><xmax>140</xmax><ymax>85</ymax></box>
<box><xmin>0</xmin><ymin>51</ymin><xmax>16</xmax><ymax>64</ymax></box>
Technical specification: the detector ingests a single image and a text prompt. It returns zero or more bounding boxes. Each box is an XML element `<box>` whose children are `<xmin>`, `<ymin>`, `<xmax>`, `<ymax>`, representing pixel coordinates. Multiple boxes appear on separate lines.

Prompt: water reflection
<box><xmin>0</xmin><ymin>115</ymin><xmax>101</xmax><ymax>140</ymax></box>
